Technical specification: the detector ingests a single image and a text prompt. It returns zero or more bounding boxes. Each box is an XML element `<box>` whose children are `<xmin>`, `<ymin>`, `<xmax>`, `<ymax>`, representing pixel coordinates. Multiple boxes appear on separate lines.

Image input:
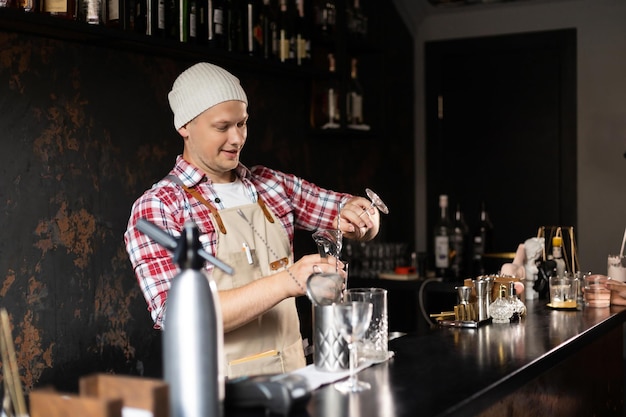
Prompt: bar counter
<box><xmin>236</xmin><ymin>299</ymin><xmax>626</xmax><ymax>417</ymax></box>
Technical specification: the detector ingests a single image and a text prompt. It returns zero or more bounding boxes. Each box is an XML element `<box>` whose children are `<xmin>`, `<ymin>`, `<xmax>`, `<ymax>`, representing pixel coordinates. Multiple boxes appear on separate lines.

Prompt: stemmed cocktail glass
<box><xmin>333</xmin><ymin>301</ymin><xmax>373</xmax><ymax>393</ymax></box>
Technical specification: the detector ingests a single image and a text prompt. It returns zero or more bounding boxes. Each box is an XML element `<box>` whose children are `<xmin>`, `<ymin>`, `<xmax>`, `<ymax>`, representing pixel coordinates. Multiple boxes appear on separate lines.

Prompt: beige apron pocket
<box><xmin>281</xmin><ymin>338</ymin><xmax>306</xmax><ymax>372</ymax></box>
<box><xmin>228</xmin><ymin>349</ymin><xmax>284</xmax><ymax>378</ymax></box>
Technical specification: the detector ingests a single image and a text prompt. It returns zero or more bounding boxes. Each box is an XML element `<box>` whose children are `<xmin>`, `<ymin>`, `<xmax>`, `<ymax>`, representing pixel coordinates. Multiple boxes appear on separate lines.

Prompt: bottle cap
<box><xmin>439</xmin><ymin>194</ymin><xmax>448</xmax><ymax>207</ymax></box>
<box><xmin>552</xmin><ymin>236</ymin><xmax>563</xmax><ymax>247</ymax></box>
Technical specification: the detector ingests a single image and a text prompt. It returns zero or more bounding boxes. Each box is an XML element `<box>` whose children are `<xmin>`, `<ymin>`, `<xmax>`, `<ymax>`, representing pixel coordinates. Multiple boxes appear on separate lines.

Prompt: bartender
<box><xmin>124</xmin><ymin>62</ymin><xmax>381</xmax><ymax>378</ymax></box>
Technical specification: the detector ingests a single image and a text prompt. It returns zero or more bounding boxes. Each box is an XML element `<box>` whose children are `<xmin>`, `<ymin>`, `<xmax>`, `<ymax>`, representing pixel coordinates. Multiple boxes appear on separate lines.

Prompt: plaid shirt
<box><xmin>124</xmin><ymin>155</ymin><xmax>350</xmax><ymax>329</ymax></box>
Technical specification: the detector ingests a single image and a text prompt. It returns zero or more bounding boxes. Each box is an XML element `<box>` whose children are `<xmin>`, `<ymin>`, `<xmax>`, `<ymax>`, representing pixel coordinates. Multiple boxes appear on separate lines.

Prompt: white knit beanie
<box><xmin>168</xmin><ymin>63</ymin><xmax>248</xmax><ymax>129</ymax></box>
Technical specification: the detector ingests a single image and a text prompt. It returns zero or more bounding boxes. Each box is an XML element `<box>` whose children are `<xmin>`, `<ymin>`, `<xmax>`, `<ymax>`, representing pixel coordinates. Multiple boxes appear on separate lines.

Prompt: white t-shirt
<box><xmin>212</xmin><ymin>179</ymin><xmax>251</xmax><ymax>208</ymax></box>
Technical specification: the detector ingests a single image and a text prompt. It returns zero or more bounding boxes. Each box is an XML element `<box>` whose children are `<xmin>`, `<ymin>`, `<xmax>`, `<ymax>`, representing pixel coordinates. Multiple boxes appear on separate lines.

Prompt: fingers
<box><xmin>302</xmin><ymin>255</ymin><xmax>346</xmax><ymax>278</ymax></box>
<box><xmin>338</xmin><ymin>197</ymin><xmax>375</xmax><ymax>232</ymax></box>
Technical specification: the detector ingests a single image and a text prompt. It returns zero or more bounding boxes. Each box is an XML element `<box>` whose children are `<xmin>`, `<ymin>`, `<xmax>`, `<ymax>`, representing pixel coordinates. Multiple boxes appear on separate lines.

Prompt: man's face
<box><xmin>179</xmin><ymin>100</ymin><xmax>248</xmax><ymax>183</ymax></box>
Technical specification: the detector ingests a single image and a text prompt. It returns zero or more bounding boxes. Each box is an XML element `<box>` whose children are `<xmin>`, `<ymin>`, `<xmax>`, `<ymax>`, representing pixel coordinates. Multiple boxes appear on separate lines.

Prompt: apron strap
<box><xmin>257</xmin><ymin>195</ymin><xmax>275</xmax><ymax>223</ymax></box>
<box><xmin>166</xmin><ymin>175</ymin><xmax>228</xmax><ymax>235</ymax></box>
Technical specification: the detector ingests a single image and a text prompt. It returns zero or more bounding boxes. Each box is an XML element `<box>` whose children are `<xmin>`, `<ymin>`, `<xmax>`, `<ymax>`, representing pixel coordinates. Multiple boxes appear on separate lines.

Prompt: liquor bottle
<box><xmin>204</xmin><ymin>0</ymin><xmax>226</xmax><ymax>48</ymax></box>
<box><xmin>294</xmin><ymin>0</ymin><xmax>310</xmax><ymax>65</ymax></box>
<box><xmin>346</xmin><ymin>58</ymin><xmax>369</xmax><ymax>129</ymax></box>
<box><xmin>243</xmin><ymin>0</ymin><xmax>261</xmax><ymax>56</ymax></box>
<box><xmin>260</xmin><ymin>0</ymin><xmax>276</xmax><ymax>59</ymax></box>
<box><xmin>451</xmin><ymin>203</ymin><xmax>469</xmax><ymax>279</ymax></box>
<box><xmin>310</xmin><ymin>53</ymin><xmax>341</xmax><ymax>129</ymax></box>
<box><xmin>15</xmin><ymin>0</ymin><xmax>36</xmax><ymax>11</ymax></box>
<box><xmin>42</xmin><ymin>0</ymin><xmax>77</xmax><ymax>19</ymax></box>
<box><xmin>186</xmin><ymin>0</ymin><xmax>200</xmax><ymax>43</ymax></box>
<box><xmin>163</xmin><ymin>0</ymin><xmax>179</xmax><ymax>40</ymax></box>
<box><xmin>313</xmin><ymin>0</ymin><xmax>335</xmax><ymax>41</ymax></box>
<box><xmin>277</xmin><ymin>0</ymin><xmax>292</xmax><ymax>63</ymax></box>
<box><xmin>79</xmin><ymin>0</ymin><xmax>102</xmax><ymax>23</ymax></box>
<box><xmin>145</xmin><ymin>0</ymin><xmax>158</xmax><ymax>35</ymax></box>
<box><xmin>124</xmin><ymin>0</ymin><xmax>146</xmax><ymax>32</ymax></box>
<box><xmin>434</xmin><ymin>194</ymin><xmax>453</xmax><ymax>279</ymax></box>
<box><xmin>190</xmin><ymin>0</ymin><xmax>200</xmax><ymax>42</ymax></box>
<box><xmin>103</xmin><ymin>0</ymin><xmax>120</xmax><ymax>26</ymax></box>
<box><xmin>156</xmin><ymin>0</ymin><xmax>166</xmax><ymax>36</ymax></box>
<box><xmin>175</xmin><ymin>0</ymin><xmax>192</xmax><ymax>42</ymax></box>
<box><xmin>226</xmin><ymin>0</ymin><xmax>243</xmax><ymax>53</ymax></box>
<box><xmin>471</xmin><ymin>201</ymin><xmax>493</xmax><ymax>276</ymax></box>
<box><xmin>346</xmin><ymin>0</ymin><xmax>366</xmax><ymax>39</ymax></box>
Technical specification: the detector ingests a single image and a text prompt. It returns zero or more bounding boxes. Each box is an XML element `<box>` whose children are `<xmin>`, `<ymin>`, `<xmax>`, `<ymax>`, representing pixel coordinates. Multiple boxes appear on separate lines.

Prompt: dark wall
<box><xmin>0</xmin><ymin>3</ymin><xmax>414</xmax><ymax>394</ymax></box>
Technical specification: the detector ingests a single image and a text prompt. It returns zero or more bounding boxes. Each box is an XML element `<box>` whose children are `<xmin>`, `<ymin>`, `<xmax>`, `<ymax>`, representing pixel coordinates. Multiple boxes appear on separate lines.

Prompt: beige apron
<box><xmin>207</xmin><ymin>199</ymin><xmax>305</xmax><ymax>378</ymax></box>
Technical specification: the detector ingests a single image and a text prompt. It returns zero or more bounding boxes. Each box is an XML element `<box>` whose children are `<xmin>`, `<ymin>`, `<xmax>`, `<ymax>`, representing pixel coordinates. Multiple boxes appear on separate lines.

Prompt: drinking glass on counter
<box><xmin>584</xmin><ymin>274</ymin><xmax>610</xmax><ymax>308</ymax></box>
<box><xmin>333</xmin><ymin>301</ymin><xmax>373</xmax><ymax>393</ymax></box>
<box><xmin>549</xmin><ymin>275</ymin><xmax>576</xmax><ymax>308</ymax></box>
<box><xmin>608</xmin><ymin>254</ymin><xmax>626</xmax><ymax>282</ymax></box>
<box><xmin>345</xmin><ymin>288</ymin><xmax>388</xmax><ymax>361</ymax></box>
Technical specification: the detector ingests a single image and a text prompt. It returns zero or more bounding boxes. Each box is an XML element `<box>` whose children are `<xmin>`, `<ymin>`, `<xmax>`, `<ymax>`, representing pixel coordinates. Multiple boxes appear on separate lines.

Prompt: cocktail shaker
<box><xmin>475</xmin><ymin>279</ymin><xmax>490</xmax><ymax>322</ymax></box>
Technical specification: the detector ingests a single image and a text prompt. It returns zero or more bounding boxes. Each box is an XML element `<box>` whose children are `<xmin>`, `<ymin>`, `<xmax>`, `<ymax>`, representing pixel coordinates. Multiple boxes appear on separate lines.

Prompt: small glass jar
<box><xmin>489</xmin><ymin>284</ymin><xmax>514</xmax><ymax>323</ymax></box>
<box><xmin>507</xmin><ymin>281</ymin><xmax>526</xmax><ymax>321</ymax></box>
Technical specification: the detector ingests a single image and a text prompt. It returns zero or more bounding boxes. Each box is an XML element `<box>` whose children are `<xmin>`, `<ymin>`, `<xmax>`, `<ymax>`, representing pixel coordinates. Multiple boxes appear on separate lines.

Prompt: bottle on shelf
<box><xmin>243</xmin><ymin>0</ymin><xmax>261</xmax><ymax>55</ymax></box>
<box><xmin>186</xmin><ymin>0</ymin><xmax>199</xmax><ymax>43</ymax></box>
<box><xmin>277</xmin><ymin>0</ymin><xmax>293</xmax><ymax>63</ymax></box>
<box><xmin>310</xmin><ymin>53</ymin><xmax>341</xmax><ymax>130</ymax></box>
<box><xmin>80</xmin><ymin>0</ymin><xmax>102</xmax><ymax>24</ymax></box>
<box><xmin>126</xmin><ymin>0</ymin><xmax>147</xmax><ymax>33</ymax></box>
<box><xmin>41</xmin><ymin>0</ymin><xmax>77</xmax><ymax>19</ymax></box>
<box><xmin>163</xmin><ymin>0</ymin><xmax>179</xmax><ymax>40</ymax></box>
<box><xmin>471</xmin><ymin>201</ymin><xmax>493</xmax><ymax>276</ymax></box>
<box><xmin>346</xmin><ymin>57</ymin><xmax>369</xmax><ymax>130</ymax></box>
<box><xmin>225</xmin><ymin>0</ymin><xmax>243</xmax><ymax>52</ymax></box>
<box><xmin>16</xmin><ymin>0</ymin><xmax>36</xmax><ymax>11</ymax></box>
<box><xmin>260</xmin><ymin>0</ymin><xmax>276</xmax><ymax>59</ymax></box>
<box><xmin>346</xmin><ymin>0</ymin><xmax>366</xmax><ymax>39</ymax></box>
<box><xmin>312</xmin><ymin>0</ymin><xmax>335</xmax><ymax>41</ymax></box>
<box><xmin>179</xmin><ymin>0</ymin><xmax>191</xmax><ymax>42</ymax></box>
<box><xmin>200</xmin><ymin>0</ymin><xmax>225</xmax><ymax>48</ymax></box>
<box><xmin>294</xmin><ymin>0</ymin><xmax>310</xmax><ymax>66</ymax></box>
<box><xmin>434</xmin><ymin>194</ymin><xmax>453</xmax><ymax>279</ymax></box>
<box><xmin>102</xmin><ymin>0</ymin><xmax>120</xmax><ymax>27</ymax></box>
<box><xmin>451</xmin><ymin>203</ymin><xmax>469</xmax><ymax>279</ymax></box>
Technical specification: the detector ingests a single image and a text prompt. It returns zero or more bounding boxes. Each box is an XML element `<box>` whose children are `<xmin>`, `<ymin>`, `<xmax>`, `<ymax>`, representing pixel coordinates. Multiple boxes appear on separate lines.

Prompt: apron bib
<box><xmin>210</xmin><ymin>201</ymin><xmax>306</xmax><ymax>378</ymax></box>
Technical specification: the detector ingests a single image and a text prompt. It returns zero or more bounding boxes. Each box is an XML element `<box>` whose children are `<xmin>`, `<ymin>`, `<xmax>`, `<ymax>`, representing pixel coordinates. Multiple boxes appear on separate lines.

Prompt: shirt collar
<box><xmin>174</xmin><ymin>155</ymin><xmax>252</xmax><ymax>187</ymax></box>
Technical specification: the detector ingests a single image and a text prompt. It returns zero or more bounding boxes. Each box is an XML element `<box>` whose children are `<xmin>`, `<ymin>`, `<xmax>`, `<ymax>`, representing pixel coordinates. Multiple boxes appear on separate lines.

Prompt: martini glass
<box><xmin>333</xmin><ymin>301</ymin><xmax>373</xmax><ymax>393</ymax></box>
<box><xmin>359</xmin><ymin>188</ymin><xmax>390</xmax><ymax>218</ymax></box>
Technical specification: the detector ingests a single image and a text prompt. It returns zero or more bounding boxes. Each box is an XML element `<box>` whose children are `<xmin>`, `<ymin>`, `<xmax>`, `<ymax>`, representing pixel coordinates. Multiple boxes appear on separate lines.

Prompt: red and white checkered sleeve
<box><xmin>124</xmin><ymin>191</ymin><xmax>182</xmax><ymax>330</ymax></box>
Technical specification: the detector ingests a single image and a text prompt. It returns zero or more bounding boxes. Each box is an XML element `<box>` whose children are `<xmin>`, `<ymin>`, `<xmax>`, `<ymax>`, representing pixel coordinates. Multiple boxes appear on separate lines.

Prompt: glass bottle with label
<box><xmin>472</xmin><ymin>201</ymin><xmax>493</xmax><ymax>276</ymax></box>
<box><xmin>346</xmin><ymin>0</ymin><xmax>367</xmax><ymax>39</ymax></box>
<box><xmin>434</xmin><ymin>194</ymin><xmax>453</xmax><ymax>279</ymax></box>
<box><xmin>259</xmin><ymin>0</ymin><xmax>276</xmax><ymax>59</ymax></box>
<box><xmin>244</xmin><ymin>0</ymin><xmax>261</xmax><ymax>55</ymax></box>
<box><xmin>346</xmin><ymin>57</ymin><xmax>369</xmax><ymax>130</ymax></box>
<box><xmin>311</xmin><ymin>53</ymin><xmax>341</xmax><ymax>130</ymax></box>
<box><xmin>42</xmin><ymin>0</ymin><xmax>77</xmax><ymax>19</ymax></box>
<box><xmin>313</xmin><ymin>0</ymin><xmax>335</xmax><ymax>41</ymax></box>
<box><xmin>79</xmin><ymin>0</ymin><xmax>102</xmax><ymax>24</ymax></box>
<box><xmin>451</xmin><ymin>203</ymin><xmax>469</xmax><ymax>279</ymax></box>
<box><xmin>277</xmin><ymin>0</ymin><xmax>292</xmax><ymax>63</ymax></box>
<box><xmin>294</xmin><ymin>0</ymin><xmax>310</xmax><ymax>66</ymax></box>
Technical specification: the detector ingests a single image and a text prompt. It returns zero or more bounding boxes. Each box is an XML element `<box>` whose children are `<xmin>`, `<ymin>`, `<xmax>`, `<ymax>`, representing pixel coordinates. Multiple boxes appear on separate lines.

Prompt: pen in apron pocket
<box><xmin>242</xmin><ymin>242</ymin><xmax>254</xmax><ymax>265</ymax></box>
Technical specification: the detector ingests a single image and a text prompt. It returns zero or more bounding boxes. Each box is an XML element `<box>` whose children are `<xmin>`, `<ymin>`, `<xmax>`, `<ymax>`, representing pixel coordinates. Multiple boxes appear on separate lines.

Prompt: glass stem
<box><xmin>348</xmin><ymin>341</ymin><xmax>357</xmax><ymax>389</ymax></box>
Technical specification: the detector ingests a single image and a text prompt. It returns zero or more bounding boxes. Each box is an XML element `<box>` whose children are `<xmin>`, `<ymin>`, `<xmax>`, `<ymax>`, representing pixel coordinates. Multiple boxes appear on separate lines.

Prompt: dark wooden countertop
<box><xmin>234</xmin><ymin>299</ymin><xmax>626</xmax><ymax>417</ymax></box>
